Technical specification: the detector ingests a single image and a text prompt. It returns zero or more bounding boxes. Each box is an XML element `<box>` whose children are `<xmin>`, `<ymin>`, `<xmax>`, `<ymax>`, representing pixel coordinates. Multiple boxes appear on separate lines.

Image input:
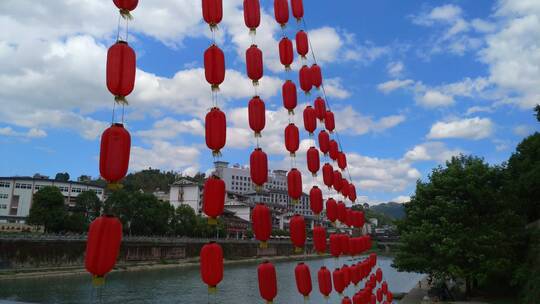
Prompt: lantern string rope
<box><xmin>115</xmin><ymin>14</ymin><xmax>121</xmax><ymax>42</ymax></box>
<box><xmin>111</xmin><ymin>101</ymin><xmax>116</xmax><ymax>124</ymax></box>
<box><xmin>301</xmin><ymin>18</ymin><xmax>355</xmax><ymax>190</ymax></box>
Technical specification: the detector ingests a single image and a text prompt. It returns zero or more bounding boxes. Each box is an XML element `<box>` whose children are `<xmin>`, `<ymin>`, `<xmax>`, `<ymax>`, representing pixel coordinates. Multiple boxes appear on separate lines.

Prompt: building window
<box><xmin>0</xmin><ymin>194</ymin><xmax>8</xmax><ymax>199</ymax></box>
<box><xmin>72</xmin><ymin>187</ymin><xmax>82</xmax><ymax>193</ymax></box>
<box><xmin>96</xmin><ymin>189</ymin><xmax>103</xmax><ymax>195</ymax></box>
<box><xmin>15</xmin><ymin>183</ymin><xmax>32</xmax><ymax>189</ymax></box>
<box><xmin>0</xmin><ymin>181</ymin><xmax>10</xmax><ymax>188</ymax></box>
<box><xmin>0</xmin><ymin>204</ymin><xmax>7</xmax><ymax>209</ymax></box>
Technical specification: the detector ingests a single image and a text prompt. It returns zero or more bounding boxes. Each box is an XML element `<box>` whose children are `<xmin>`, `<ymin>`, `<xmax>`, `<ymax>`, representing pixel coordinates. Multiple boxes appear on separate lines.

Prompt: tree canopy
<box><xmin>54</xmin><ymin>172</ymin><xmax>70</xmax><ymax>182</ymax></box>
<box><xmin>27</xmin><ymin>186</ymin><xmax>68</xmax><ymax>233</ymax></box>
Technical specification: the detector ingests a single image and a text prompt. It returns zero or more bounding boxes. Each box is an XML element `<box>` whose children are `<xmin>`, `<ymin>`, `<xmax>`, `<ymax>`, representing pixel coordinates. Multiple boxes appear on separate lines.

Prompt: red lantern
<box><xmin>303</xmin><ymin>105</ymin><xmax>317</xmax><ymax>135</ymax></box>
<box><xmin>329</xmin><ymin>140</ymin><xmax>339</xmax><ymax>161</ymax></box>
<box><xmin>307</xmin><ymin>147</ymin><xmax>320</xmax><ymax>176</ymax></box>
<box><xmin>337</xmin><ymin>201</ymin><xmax>347</xmax><ymax>223</ymax></box>
<box><xmin>353</xmin><ymin>293</ymin><xmax>363</xmax><ymax>304</ymax></box>
<box><xmin>332</xmin><ymin>268</ymin><xmax>346</xmax><ymax>295</ymax></box>
<box><xmin>314</xmin><ymin>97</ymin><xmax>326</xmax><ymax>122</ymax></box>
<box><xmin>273</xmin><ymin>0</ymin><xmax>289</xmax><ymax>27</ymax></box>
<box><xmin>202</xmin><ymin>175</ymin><xmax>225</xmax><ymax>224</ymax></box>
<box><xmin>258</xmin><ymin>261</ymin><xmax>278</xmax><ymax>303</ymax></box>
<box><xmin>252</xmin><ymin>203</ymin><xmax>272</xmax><ymax>248</ymax></box>
<box><xmin>113</xmin><ymin>0</ymin><xmax>138</xmax><ymax>19</ymax></box>
<box><xmin>204</xmin><ymin>45</ymin><xmax>226</xmax><ymax>90</ymax></box>
<box><xmin>291</xmin><ymin>0</ymin><xmax>304</xmax><ymax>21</ymax></box>
<box><xmin>299</xmin><ymin>65</ymin><xmax>313</xmax><ymax>93</ymax></box>
<box><xmin>290</xmin><ymin>214</ymin><xmax>306</xmax><ymax>252</ymax></box>
<box><xmin>296</xmin><ymin>30</ymin><xmax>309</xmax><ymax>58</ymax></box>
<box><xmin>309</xmin><ymin>186</ymin><xmax>323</xmax><ymax>215</ymax></box>
<box><xmin>106</xmin><ymin>41</ymin><xmax>136</xmax><ymax>104</ymax></box>
<box><xmin>284</xmin><ymin>123</ymin><xmax>300</xmax><ymax>156</ymax></box>
<box><xmin>377</xmin><ymin>288</ymin><xmax>383</xmax><ymax>302</ymax></box>
<box><xmin>376</xmin><ymin>268</ymin><xmax>383</xmax><ymax>283</ymax></box>
<box><xmin>85</xmin><ymin>216</ymin><xmax>122</xmax><ymax>285</ymax></box>
<box><xmin>341</xmin><ymin>179</ymin><xmax>350</xmax><ymax>198</ymax></box>
<box><xmin>99</xmin><ymin>124</ymin><xmax>131</xmax><ymax>186</ymax></box>
<box><xmin>349</xmin><ymin>184</ymin><xmax>357</xmax><ymax>202</ymax></box>
<box><xmin>287</xmin><ymin>168</ymin><xmax>302</xmax><ymax>203</ymax></box>
<box><xmin>342</xmin><ymin>297</ymin><xmax>352</xmax><ymax>304</ymax></box>
<box><xmin>325</xmin><ymin>110</ymin><xmax>335</xmax><ymax>133</ymax></box>
<box><xmin>243</xmin><ymin>0</ymin><xmax>260</xmax><ymax>32</ymax></box>
<box><xmin>250</xmin><ymin>148</ymin><xmax>268</xmax><ymax>188</ymax></box>
<box><xmin>279</xmin><ymin>38</ymin><xmax>294</xmax><ymax>70</ymax></box>
<box><xmin>200</xmin><ymin>242</ymin><xmax>223</xmax><ymax>292</ymax></box>
<box><xmin>326</xmin><ymin>198</ymin><xmax>337</xmax><ymax>223</ymax></box>
<box><xmin>312</xmin><ymin>226</ymin><xmax>326</xmax><ymax>254</ymax></box>
<box><xmin>342</xmin><ymin>264</ymin><xmax>351</xmax><ymax>287</ymax></box>
<box><xmin>329</xmin><ymin>233</ymin><xmax>341</xmax><ymax>257</ymax></box>
<box><xmin>387</xmin><ymin>291</ymin><xmax>393</xmax><ymax>302</ymax></box>
<box><xmin>202</xmin><ymin>0</ymin><xmax>223</xmax><ymax>28</ymax></box>
<box><xmin>295</xmin><ymin>263</ymin><xmax>312</xmax><ymax>298</ymax></box>
<box><xmin>322</xmin><ymin>163</ymin><xmax>334</xmax><ymax>188</ymax></box>
<box><xmin>205</xmin><ymin>107</ymin><xmax>226</xmax><ymax>156</ymax></box>
<box><xmin>246</xmin><ymin>45</ymin><xmax>263</xmax><ymax>85</ymax></box>
<box><xmin>249</xmin><ymin>96</ymin><xmax>266</xmax><ymax>137</ymax></box>
<box><xmin>340</xmin><ymin>233</ymin><xmax>350</xmax><ymax>256</ymax></box>
<box><xmin>311</xmin><ymin>64</ymin><xmax>323</xmax><ymax>89</ymax></box>
<box><xmin>350</xmin><ymin>263</ymin><xmax>361</xmax><ymax>286</ymax></box>
<box><xmin>346</xmin><ymin>208</ymin><xmax>354</xmax><ymax>228</ymax></box>
<box><xmin>370</xmin><ymin>294</ymin><xmax>376</xmax><ymax>304</ymax></box>
<box><xmin>282</xmin><ymin>80</ymin><xmax>297</xmax><ymax>114</ymax></box>
<box><xmin>318</xmin><ymin>130</ymin><xmax>330</xmax><ymax>155</ymax></box>
<box><xmin>333</xmin><ymin>170</ymin><xmax>343</xmax><ymax>192</ymax></box>
<box><xmin>318</xmin><ymin>266</ymin><xmax>332</xmax><ymax>298</ymax></box>
<box><xmin>370</xmin><ymin>253</ymin><xmax>377</xmax><ymax>268</ymax></box>
<box><xmin>382</xmin><ymin>281</ymin><xmax>388</xmax><ymax>294</ymax></box>
<box><xmin>338</xmin><ymin>152</ymin><xmax>347</xmax><ymax>171</ymax></box>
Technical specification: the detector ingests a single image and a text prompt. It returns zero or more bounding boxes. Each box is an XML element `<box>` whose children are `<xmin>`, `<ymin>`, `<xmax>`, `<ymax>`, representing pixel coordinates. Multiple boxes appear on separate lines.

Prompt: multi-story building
<box><xmin>0</xmin><ymin>176</ymin><xmax>105</xmax><ymax>223</ymax></box>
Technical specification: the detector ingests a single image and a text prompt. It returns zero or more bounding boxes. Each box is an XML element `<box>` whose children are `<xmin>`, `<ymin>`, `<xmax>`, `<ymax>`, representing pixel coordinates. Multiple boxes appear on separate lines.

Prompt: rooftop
<box><xmin>0</xmin><ymin>176</ymin><xmax>105</xmax><ymax>189</ymax></box>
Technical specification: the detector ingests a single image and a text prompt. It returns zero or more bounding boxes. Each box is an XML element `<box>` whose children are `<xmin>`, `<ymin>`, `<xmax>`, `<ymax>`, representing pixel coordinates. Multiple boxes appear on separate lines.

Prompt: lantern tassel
<box><xmin>209</xmin><ymin>24</ymin><xmax>219</xmax><ymax>32</ymax></box>
<box><xmin>288</xmin><ymin>109</ymin><xmax>295</xmax><ymax>115</ymax></box>
<box><xmin>312</xmin><ymin>173</ymin><xmax>317</xmax><ymax>177</ymax></box>
<box><xmin>254</xmin><ymin>132</ymin><xmax>262</xmax><ymax>138</ymax></box>
<box><xmin>114</xmin><ymin>95</ymin><xmax>129</xmax><ymax>105</ymax></box>
<box><xmin>249</xmin><ymin>28</ymin><xmax>257</xmax><ymax>36</ymax></box>
<box><xmin>294</xmin><ymin>246</ymin><xmax>303</xmax><ymax>254</ymax></box>
<box><xmin>208</xmin><ymin>286</ymin><xmax>217</xmax><ymax>294</ymax></box>
<box><xmin>107</xmin><ymin>182</ymin><xmax>123</xmax><ymax>191</ymax></box>
<box><xmin>290</xmin><ymin>152</ymin><xmax>296</xmax><ymax>157</ymax></box>
<box><xmin>207</xmin><ymin>217</ymin><xmax>218</xmax><ymax>225</ymax></box>
<box><xmin>284</xmin><ymin>65</ymin><xmax>291</xmax><ymax>72</ymax></box>
<box><xmin>252</xmin><ymin>80</ymin><xmax>259</xmax><ymax>86</ymax></box>
<box><xmin>259</xmin><ymin>241</ymin><xmax>268</xmax><ymax>249</ymax></box>
<box><xmin>211</xmin><ymin>84</ymin><xmax>220</xmax><ymax>92</ymax></box>
<box><xmin>119</xmin><ymin>9</ymin><xmax>133</xmax><ymax>20</ymax></box>
<box><xmin>212</xmin><ymin>150</ymin><xmax>222</xmax><ymax>158</ymax></box>
<box><xmin>255</xmin><ymin>185</ymin><xmax>263</xmax><ymax>193</ymax></box>
<box><xmin>91</xmin><ymin>275</ymin><xmax>105</xmax><ymax>287</ymax></box>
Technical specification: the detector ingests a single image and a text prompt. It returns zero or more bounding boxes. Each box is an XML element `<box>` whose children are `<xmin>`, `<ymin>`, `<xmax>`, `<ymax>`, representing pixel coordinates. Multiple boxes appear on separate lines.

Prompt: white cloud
<box><xmin>377</xmin><ymin>79</ymin><xmax>414</xmax><ymax>94</ymax></box>
<box><xmin>391</xmin><ymin>195</ymin><xmax>411</xmax><ymax>204</ymax></box>
<box><xmin>466</xmin><ymin>106</ymin><xmax>494</xmax><ymax>115</ymax></box>
<box><xmin>130</xmin><ymin>140</ymin><xmax>200</xmax><ymax>172</ymax></box>
<box><xmin>0</xmin><ymin>127</ymin><xmax>47</xmax><ymax>138</ymax></box>
<box><xmin>334</xmin><ymin>106</ymin><xmax>406</xmax><ymax>135</ymax></box>
<box><xmin>387</xmin><ymin>61</ymin><xmax>405</xmax><ymax>77</ymax></box>
<box><xmin>136</xmin><ymin>118</ymin><xmax>204</xmax><ymax>141</ymax></box>
<box><xmin>513</xmin><ymin>125</ymin><xmax>532</xmax><ymax>137</ymax></box>
<box><xmin>322</xmin><ymin>78</ymin><xmax>352</xmax><ymax>99</ymax></box>
<box><xmin>417</xmin><ymin>90</ymin><xmax>455</xmax><ymax>107</ymax></box>
<box><xmin>427</xmin><ymin>117</ymin><xmax>494</xmax><ymax>140</ymax></box>
<box><xmin>404</xmin><ymin>141</ymin><xmax>463</xmax><ymax>163</ymax></box>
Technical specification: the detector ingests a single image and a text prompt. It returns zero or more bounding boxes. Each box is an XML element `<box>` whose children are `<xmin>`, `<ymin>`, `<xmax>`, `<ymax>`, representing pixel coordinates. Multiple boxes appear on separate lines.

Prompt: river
<box><xmin>0</xmin><ymin>256</ymin><xmax>423</xmax><ymax>303</ymax></box>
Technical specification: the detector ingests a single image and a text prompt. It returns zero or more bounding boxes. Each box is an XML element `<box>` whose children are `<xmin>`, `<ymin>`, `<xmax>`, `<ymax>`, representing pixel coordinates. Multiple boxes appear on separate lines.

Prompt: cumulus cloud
<box><xmin>404</xmin><ymin>141</ymin><xmax>463</xmax><ymax>163</ymax></box>
<box><xmin>0</xmin><ymin>127</ymin><xmax>47</xmax><ymax>139</ymax></box>
<box><xmin>387</xmin><ymin>61</ymin><xmax>405</xmax><ymax>78</ymax></box>
<box><xmin>391</xmin><ymin>195</ymin><xmax>411</xmax><ymax>204</ymax></box>
<box><xmin>416</xmin><ymin>90</ymin><xmax>455</xmax><ymax>107</ymax></box>
<box><xmin>130</xmin><ymin>140</ymin><xmax>200</xmax><ymax>172</ymax></box>
<box><xmin>427</xmin><ymin>117</ymin><xmax>494</xmax><ymax>140</ymax></box>
<box><xmin>333</xmin><ymin>106</ymin><xmax>406</xmax><ymax>135</ymax></box>
<box><xmin>377</xmin><ymin>79</ymin><xmax>414</xmax><ymax>94</ymax></box>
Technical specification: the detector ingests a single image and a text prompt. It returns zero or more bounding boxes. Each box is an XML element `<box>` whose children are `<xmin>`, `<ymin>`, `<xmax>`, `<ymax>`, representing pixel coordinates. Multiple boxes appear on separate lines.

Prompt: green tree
<box><xmin>73</xmin><ymin>190</ymin><xmax>102</xmax><ymax>222</ymax></box>
<box><xmin>123</xmin><ymin>169</ymin><xmax>177</xmax><ymax>193</ymax></box>
<box><xmin>27</xmin><ymin>186</ymin><xmax>67</xmax><ymax>233</ymax></box>
<box><xmin>534</xmin><ymin>104</ymin><xmax>540</xmax><ymax>122</ymax></box>
<box><xmin>171</xmin><ymin>205</ymin><xmax>197</xmax><ymax>236</ymax></box>
<box><xmin>393</xmin><ymin>155</ymin><xmax>524</xmax><ymax>296</ymax></box>
<box><xmin>54</xmin><ymin>172</ymin><xmax>70</xmax><ymax>182</ymax></box>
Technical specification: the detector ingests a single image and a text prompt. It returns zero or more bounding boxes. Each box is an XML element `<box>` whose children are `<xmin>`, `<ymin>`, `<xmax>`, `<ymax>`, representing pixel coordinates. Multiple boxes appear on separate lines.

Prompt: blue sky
<box><xmin>0</xmin><ymin>0</ymin><xmax>539</xmax><ymax>204</ymax></box>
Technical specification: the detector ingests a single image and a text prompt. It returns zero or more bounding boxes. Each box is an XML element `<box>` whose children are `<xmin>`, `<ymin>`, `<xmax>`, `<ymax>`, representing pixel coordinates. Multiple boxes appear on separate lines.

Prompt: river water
<box><xmin>0</xmin><ymin>256</ymin><xmax>422</xmax><ymax>304</ymax></box>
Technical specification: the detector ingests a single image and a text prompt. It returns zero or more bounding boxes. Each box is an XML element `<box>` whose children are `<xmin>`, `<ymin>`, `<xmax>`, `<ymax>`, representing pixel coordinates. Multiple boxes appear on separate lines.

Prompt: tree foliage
<box><xmin>535</xmin><ymin>104</ymin><xmax>540</xmax><ymax>122</ymax></box>
<box><xmin>27</xmin><ymin>186</ymin><xmax>68</xmax><ymax>233</ymax></box>
<box><xmin>54</xmin><ymin>172</ymin><xmax>70</xmax><ymax>182</ymax></box>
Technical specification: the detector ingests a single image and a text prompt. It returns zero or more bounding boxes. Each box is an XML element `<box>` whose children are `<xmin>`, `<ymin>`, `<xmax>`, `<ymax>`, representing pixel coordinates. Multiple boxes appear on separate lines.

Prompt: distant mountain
<box><xmin>370</xmin><ymin>202</ymin><xmax>406</xmax><ymax>220</ymax></box>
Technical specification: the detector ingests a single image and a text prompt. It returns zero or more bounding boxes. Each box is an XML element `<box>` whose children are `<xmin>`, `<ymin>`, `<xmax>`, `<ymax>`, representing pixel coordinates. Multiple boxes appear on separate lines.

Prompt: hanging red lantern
<box><xmin>200</xmin><ymin>242</ymin><xmax>223</xmax><ymax>292</ymax></box>
<box><xmin>314</xmin><ymin>97</ymin><xmax>326</xmax><ymax>122</ymax></box>
<box><xmin>377</xmin><ymin>288</ymin><xmax>383</xmax><ymax>302</ymax></box>
<box><xmin>279</xmin><ymin>38</ymin><xmax>294</xmax><ymax>70</ymax></box>
<box><xmin>342</xmin><ymin>297</ymin><xmax>352</xmax><ymax>304</ymax></box>
<box><xmin>290</xmin><ymin>214</ymin><xmax>306</xmax><ymax>253</ymax></box>
<box><xmin>252</xmin><ymin>203</ymin><xmax>272</xmax><ymax>248</ymax></box>
<box><xmin>370</xmin><ymin>253</ymin><xmax>377</xmax><ymax>268</ymax></box>
<box><xmin>309</xmin><ymin>186</ymin><xmax>323</xmax><ymax>215</ymax></box>
<box><xmin>202</xmin><ymin>0</ymin><xmax>223</xmax><ymax>29</ymax></box>
<box><xmin>299</xmin><ymin>65</ymin><xmax>313</xmax><ymax>94</ymax></box>
<box><xmin>357</xmin><ymin>211</ymin><xmax>365</xmax><ymax>229</ymax></box>
<box><xmin>291</xmin><ymin>0</ymin><xmax>304</xmax><ymax>21</ymax></box>
<box><xmin>246</xmin><ymin>44</ymin><xmax>263</xmax><ymax>86</ymax></box>
<box><xmin>113</xmin><ymin>0</ymin><xmax>138</xmax><ymax>19</ymax></box>
<box><xmin>387</xmin><ymin>291</ymin><xmax>393</xmax><ymax>302</ymax></box>
<box><xmin>337</xmin><ymin>201</ymin><xmax>347</xmax><ymax>223</ymax></box>
<box><xmin>258</xmin><ymin>261</ymin><xmax>278</xmax><ymax>303</ymax></box>
<box><xmin>303</xmin><ymin>105</ymin><xmax>317</xmax><ymax>135</ymax></box>
<box><xmin>329</xmin><ymin>140</ymin><xmax>339</xmax><ymax>161</ymax></box>
<box><xmin>340</xmin><ymin>233</ymin><xmax>350</xmax><ymax>256</ymax></box>
<box><xmin>318</xmin><ymin>130</ymin><xmax>330</xmax><ymax>155</ymax></box>
<box><xmin>381</xmin><ymin>281</ymin><xmax>388</xmax><ymax>294</ymax></box>
<box><xmin>325</xmin><ymin>110</ymin><xmax>335</xmax><ymax>133</ymax></box>
<box><xmin>332</xmin><ymin>268</ymin><xmax>346</xmax><ymax>295</ymax></box>
<box><xmin>204</xmin><ymin>45</ymin><xmax>226</xmax><ymax>91</ymax></box>
<box><xmin>311</xmin><ymin>64</ymin><xmax>323</xmax><ymax>89</ymax></box>
<box><xmin>294</xmin><ymin>263</ymin><xmax>312</xmax><ymax>299</ymax></box>
<box><xmin>282</xmin><ymin>80</ymin><xmax>298</xmax><ymax>114</ymax></box>
<box><xmin>248</xmin><ymin>96</ymin><xmax>266</xmax><ymax>137</ymax></box>
<box><xmin>376</xmin><ymin>268</ymin><xmax>383</xmax><ymax>283</ymax></box>
<box><xmin>312</xmin><ymin>226</ymin><xmax>326</xmax><ymax>254</ymax></box>
<box><xmin>326</xmin><ymin>198</ymin><xmax>338</xmax><ymax>223</ymax></box>
<box><xmin>202</xmin><ymin>175</ymin><xmax>225</xmax><ymax>224</ymax></box>
<box><xmin>296</xmin><ymin>30</ymin><xmax>309</xmax><ymax>58</ymax></box>
<box><xmin>287</xmin><ymin>168</ymin><xmax>302</xmax><ymax>203</ymax></box>
<box><xmin>205</xmin><ymin>107</ymin><xmax>226</xmax><ymax>157</ymax></box>
<box><xmin>333</xmin><ymin>170</ymin><xmax>343</xmax><ymax>192</ymax></box>
<box><xmin>346</xmin><ymin>208</ymin><xmax>354</xmax><ymax>228</ymax></box>
<box><xmin>349</xmin><ymin>184</ymin><xmax>357</xmax><ymax>202</ymax></box>
<box><xmin>307</xmin><ymin>147</ymin><xmax>320</xmax><ymax>176</ymax></box>
<box><xmin>353</xmin><ymin>293</ymin><xmax>363</xmax><ymax>304</ymax></box>
<box><xmin>273</xmin><ymin>0</ymin><xmax>289</xmax><ymax>27</ymax></box>
<box><xmin>318</xmin><ymin>266</ymin><xmax>332</xmax><ymax>298</ymax></box>
<box><xmin>243</xmin><ymin>0</ymin><xmax>260</xmax><ymax>32</ymax></box>
<box><xmin>338</xmin><ymin>152</ymin><xmax>347</xmax><ymax>171</ymax></box>
<box><xmin>106</xmin><ymin>41</ymin><xmax>136</xmax><ymax>104</ymax></box>
<box><xmin>284</xmin><ymin>123</ymin><xmax>300</xmax><ymax>157</ymax></box>
<box><xmin>329</xmin><ymin>233</ymin><xmax>341</xmax><ymax>257</ymax></box>
<box><xmin>341</xmin><ymin>180</ymin><xmax>350</xmax><ymax>198</ymax></box>
<box><xmin>350</xmin><ymin>263</ymin><xmax>361</xmax><ymax>287</ymax></box>
<box><xmin>85</xmin><ymin>215</ymin><xmax>122</xmax><ymax>286</ymax></box>
<box><xmin>370</xmin><ymin>294</ymin><xmax>376</xmax><ymax>304</ymax></box>
<box><xmin>342</xmin><ymin>264</ymin><xmax>351</xmax><ymax>287</ymax></box>
<box><xmin>250</xmin><ymin>148</ymin><xmax>268</xmax><ymax>189</ymax></box>
<box><xmin>99</xmin><ymin>124</ymin><xmax>131</xmax><ymax>187</ymax></box>
<box><xmin>322</xmin><ymin>163</ymin><xmax>334</xmax><ymax>188</ymax></box>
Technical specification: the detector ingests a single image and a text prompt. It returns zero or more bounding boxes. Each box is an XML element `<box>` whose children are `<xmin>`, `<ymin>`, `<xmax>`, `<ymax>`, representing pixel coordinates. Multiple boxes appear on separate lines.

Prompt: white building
<box><xmin>0</xmin><ymin>176</ymin><xmax>105</xmax><ymax>223</ymax></box>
